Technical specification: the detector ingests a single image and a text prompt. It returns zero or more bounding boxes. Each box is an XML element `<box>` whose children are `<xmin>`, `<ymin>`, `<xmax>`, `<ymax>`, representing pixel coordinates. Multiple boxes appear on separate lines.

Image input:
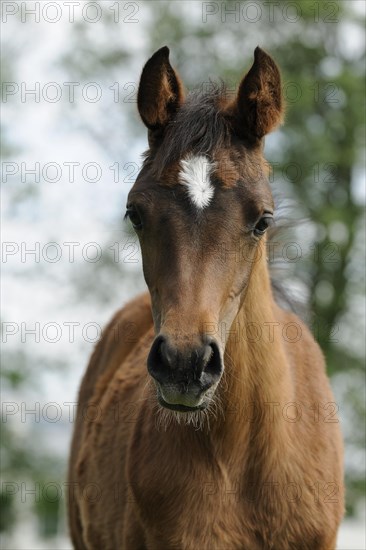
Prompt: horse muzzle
<box><xmin>147</xmin><ymin>335</ymin><xmax>223</xmax><ymax>411</ymax></box>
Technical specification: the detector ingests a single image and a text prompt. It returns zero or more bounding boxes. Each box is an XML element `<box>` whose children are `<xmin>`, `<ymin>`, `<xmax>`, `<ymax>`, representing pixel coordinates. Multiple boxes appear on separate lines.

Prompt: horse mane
<box><xmin>267</xmin><ymin>202</ymin><xmax>310</xmax><ymax>322</ymax></box>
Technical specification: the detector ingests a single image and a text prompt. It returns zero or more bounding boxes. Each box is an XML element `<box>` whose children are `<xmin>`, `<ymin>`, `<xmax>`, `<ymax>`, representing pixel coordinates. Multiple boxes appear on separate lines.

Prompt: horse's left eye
<box><xmin>253</xmin><ymin>215</ymin><xmax>274</xmax><ymax>237</ymax></box>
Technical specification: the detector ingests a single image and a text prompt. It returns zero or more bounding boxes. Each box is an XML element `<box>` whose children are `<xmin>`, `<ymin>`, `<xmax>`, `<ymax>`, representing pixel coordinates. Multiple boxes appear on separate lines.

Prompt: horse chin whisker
<box><xmin>152</xmin><ymin>391</ymin><xmax>225</xmax><ymax>432</ymax></box>
<box><xmin>154</xmin><ymin>407</ymin><xmax>209</xmax><ymax>432</ymax></box>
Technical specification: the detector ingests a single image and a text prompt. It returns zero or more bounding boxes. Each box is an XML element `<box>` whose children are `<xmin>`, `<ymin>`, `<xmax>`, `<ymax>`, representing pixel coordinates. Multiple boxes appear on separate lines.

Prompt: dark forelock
<box><xmin>151</xmin><ymin>82</ymin><xmax>232</xmax><ymax>178</ymax></box>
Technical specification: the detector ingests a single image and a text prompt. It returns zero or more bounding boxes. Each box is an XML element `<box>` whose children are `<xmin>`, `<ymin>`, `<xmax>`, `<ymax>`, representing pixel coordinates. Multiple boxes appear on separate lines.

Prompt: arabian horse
<box><xmin>68</xmin><ymin>46</ymin><xmax>344</xmax><ymax>549</ymax></box>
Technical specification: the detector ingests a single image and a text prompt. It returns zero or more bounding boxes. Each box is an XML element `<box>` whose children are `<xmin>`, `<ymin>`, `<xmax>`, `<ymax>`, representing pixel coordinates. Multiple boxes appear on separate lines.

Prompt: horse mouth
<box><xmin>157</xmin><ymin>394</ymin><xmax>207</xmax><ymax>412</ymax></box>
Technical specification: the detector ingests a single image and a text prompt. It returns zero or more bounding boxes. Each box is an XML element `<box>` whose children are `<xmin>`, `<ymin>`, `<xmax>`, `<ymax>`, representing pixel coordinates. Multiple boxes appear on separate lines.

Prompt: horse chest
<box><xmin>128</xmin><ymin>434</ymin><xmax>327</xmax><ymax>550</ymax></box>
<box><xmin>130</xmin><ymin>473</ymin><xmax>255</xmax><ymax>549</ymax></box>
<box><xmin>128</xmin><ymin>445</ymin><xmax>248</xmax><ymax>547</ymax></box>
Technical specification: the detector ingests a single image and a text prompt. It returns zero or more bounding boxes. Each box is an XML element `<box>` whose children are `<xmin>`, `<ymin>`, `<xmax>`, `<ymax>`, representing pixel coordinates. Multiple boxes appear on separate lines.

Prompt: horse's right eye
<box><xmin>125</xmin><ymin>207</ymin><xmax>143</xmax><ymax>230</ymax></box>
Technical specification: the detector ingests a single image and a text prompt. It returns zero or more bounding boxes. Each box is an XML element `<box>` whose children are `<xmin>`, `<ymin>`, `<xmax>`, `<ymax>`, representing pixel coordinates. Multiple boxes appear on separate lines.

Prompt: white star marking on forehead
<box><xmin>178</xmin><ymin>154</ymin><xmax>215</xmax><ymax>209</ymax></box>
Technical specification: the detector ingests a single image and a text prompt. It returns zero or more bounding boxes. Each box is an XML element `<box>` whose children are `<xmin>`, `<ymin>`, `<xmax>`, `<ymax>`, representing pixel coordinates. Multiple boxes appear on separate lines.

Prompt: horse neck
<box><xmin>213</xmin><ymin>240</ymin><xmax>294</xmax><ymax>463</ymax></box>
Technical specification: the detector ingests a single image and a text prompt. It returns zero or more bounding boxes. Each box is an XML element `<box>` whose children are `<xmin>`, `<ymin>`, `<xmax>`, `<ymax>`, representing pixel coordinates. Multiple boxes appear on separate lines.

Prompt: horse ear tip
<box><xmin>144</xmin><ymin>46</ymin><xmax>171</xmax><ymax>69</ymax></box>
<box><xmin>253</xmin><ymin>47</ymin><xmax>278</xmax><ymax>69</ymax></box>
<box><xmin>157</xmin><ymin>45</ymin><xmax>170</xmax><ymax>57</ymax></box>
<box><xmin>146</xmin><ymin>46</ymin><xmax>170</xmax><ymax>65</ymax></box>
<box><xmin>254</xmin><ymin>46</ymin><xmax>267</xmax><ymax>59</ymax></box>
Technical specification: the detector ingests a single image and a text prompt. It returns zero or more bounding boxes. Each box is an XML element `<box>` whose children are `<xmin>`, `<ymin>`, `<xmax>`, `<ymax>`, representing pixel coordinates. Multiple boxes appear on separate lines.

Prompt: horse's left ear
<box><xmin>229</xmin><ymin>47</ymin><xmax>284</xmax><ymax>141</ymax></box>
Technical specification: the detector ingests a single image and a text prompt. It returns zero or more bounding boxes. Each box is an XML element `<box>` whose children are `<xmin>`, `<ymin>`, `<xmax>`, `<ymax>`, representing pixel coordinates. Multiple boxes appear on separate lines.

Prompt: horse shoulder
<box><xmin>68</xmin><ymin>291</ymin><xmax>153</xmax><ymax>549</ymax></box>
<box><xmin>273</xmin><ymin>304</ymin><xmax>344</xmax><ymax>535</ymax></box>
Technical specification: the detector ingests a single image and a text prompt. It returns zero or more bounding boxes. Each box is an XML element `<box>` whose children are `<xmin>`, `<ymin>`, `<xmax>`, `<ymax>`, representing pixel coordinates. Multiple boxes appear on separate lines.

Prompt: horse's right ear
<box><xmin>137</xmin><ymin>46</ymin><xmax>185</xmax><ymax>142</ymax></box>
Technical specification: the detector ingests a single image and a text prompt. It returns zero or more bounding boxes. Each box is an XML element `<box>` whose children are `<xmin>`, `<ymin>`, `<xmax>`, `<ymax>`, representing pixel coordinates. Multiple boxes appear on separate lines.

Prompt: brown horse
<box><xmin>68</xmin><ymin>46</ymin><xmax>344</xmax><ymax>549</ymax></box>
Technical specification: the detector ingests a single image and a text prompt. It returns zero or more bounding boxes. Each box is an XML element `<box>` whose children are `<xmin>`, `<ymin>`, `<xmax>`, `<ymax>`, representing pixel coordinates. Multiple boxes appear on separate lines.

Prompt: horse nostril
<box><xmin>191</xmin><ymin>344</ymin><xmax>214</xmax><ymax>380</ymax></box>
<box><xmin>160</xmin><ymin>339</ymin><xmax>175</xmax><ymax>368</ymax></box>
<box><xmin>147</xmin><ymin>335</ymin><xmax>168</xmax><ymax>383</ymax></box>
<box><xmin>202</xmin><ymin>341</ymin><xmax>222</xmax><ymax>380</ymax></box>
<box><xmin>202</xmin><ymin>345</ymin><xmax>213</xmax><ymax>366</ymax></box>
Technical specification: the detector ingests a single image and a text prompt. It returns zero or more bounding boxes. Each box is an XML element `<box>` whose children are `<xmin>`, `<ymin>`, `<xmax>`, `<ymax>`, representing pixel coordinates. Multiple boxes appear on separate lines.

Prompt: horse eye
<box><xmin>253</xmin><ymin>215</ymin><xmax>274</xmax><ymax>237</ymax></box>
<box><xmin>125</xmin><ymin>207</ymin><xmax>142</xmax><ymax>230</ymax></box>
